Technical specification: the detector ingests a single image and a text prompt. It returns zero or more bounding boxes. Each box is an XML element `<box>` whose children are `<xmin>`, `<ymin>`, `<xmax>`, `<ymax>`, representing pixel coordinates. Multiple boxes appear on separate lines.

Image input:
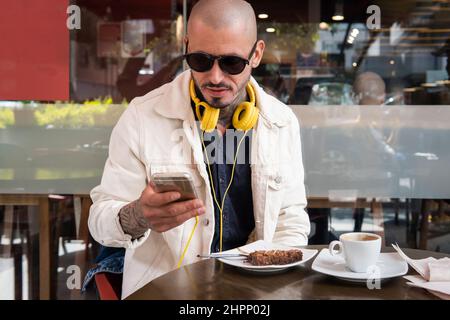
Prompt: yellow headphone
<box><xmin>189</xmin><ymin>79</ymin><xmax>259</xmax><ymax>132</ymax></box>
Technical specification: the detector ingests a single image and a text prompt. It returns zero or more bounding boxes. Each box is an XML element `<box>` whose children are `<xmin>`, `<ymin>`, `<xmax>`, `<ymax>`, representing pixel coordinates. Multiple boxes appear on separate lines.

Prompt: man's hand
<box><xmin>138</xmin><ymin>184</ymin><xmax>206</xmax><ymax>233</ymax></box>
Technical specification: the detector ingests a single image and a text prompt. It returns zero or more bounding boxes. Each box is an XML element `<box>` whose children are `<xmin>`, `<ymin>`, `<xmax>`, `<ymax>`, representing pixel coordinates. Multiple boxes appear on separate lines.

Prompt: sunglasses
<box><xmin>184</xmin><ymin>41</ymin><xmax>257</xmax><ymax>75</ymax></box>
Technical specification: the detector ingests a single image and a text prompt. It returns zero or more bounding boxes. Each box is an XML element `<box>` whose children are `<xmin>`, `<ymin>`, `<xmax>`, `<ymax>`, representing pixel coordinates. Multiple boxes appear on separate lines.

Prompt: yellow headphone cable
<box><xmin>177</xmin><ymin>215</ymin><xmax>199</xmax><ymax>268</ymax></box>
<box><xmin>201</xmin><ymin>130</ymin><xmax>249</xmax><ymax>252</ymax></box>
<box><xmin>176</xmin><ymin>130</ymin><xmax>247</xmax><ymax>267</ymax></box>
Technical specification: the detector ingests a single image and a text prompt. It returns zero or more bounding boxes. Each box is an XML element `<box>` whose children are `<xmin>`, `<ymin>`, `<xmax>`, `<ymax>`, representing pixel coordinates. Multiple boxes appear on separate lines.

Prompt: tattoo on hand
<box><xmin>119</xmin><ymin>199</ymin><xmax>150</xmax><ymax>239</ymax></box>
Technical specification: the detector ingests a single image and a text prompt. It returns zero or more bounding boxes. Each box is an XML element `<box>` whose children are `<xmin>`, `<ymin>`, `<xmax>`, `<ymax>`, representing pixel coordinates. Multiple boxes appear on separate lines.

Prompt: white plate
<box><xmin>217</xmin><ymin>240</ymin><xmax>318</xmax><ymax>273</ymax></box>
<box><xmin>311</xmin><ymin>249</ymin><xmax>408</xmax><ymax>282</ymax></box>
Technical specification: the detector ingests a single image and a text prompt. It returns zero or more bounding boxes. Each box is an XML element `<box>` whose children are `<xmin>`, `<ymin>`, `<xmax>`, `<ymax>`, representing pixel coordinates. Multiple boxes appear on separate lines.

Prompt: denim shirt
<box><xmin>201</xmin><ymin>126</ymin><xmax>255</xmax><ymax>252</ymax></box>
<box><xmin>81</xmin><ymin>246</ymin><xmax>125</xmax><ymax>292</ymax></box>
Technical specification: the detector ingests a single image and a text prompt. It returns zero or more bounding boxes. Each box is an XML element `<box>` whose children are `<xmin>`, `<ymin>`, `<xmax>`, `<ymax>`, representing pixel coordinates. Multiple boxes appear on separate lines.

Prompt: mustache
<box><xmin>202</xmin><ymin>83</ymin><xmax>231</xmax><ymax>90</ymax></box>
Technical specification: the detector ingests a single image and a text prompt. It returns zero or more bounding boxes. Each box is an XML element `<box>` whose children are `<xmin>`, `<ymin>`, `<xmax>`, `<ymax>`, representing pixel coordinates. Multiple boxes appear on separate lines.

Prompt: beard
<box><xmin>209</xmin><ymin>96</ymin><xmax>229</xmax><ymax>109</ymax></box>
<box><xmin>191</xmin><ymin>73</ymin><xmax>250</xmax><ymax>110</ymax></box>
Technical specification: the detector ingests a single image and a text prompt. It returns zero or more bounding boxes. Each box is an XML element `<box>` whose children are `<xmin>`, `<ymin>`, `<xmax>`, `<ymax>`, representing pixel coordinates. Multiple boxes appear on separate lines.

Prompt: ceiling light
<box><xmin>332</xmin><ymin>15</ymin><xmax>344</xmax><ymax>21</ymax></box>
<box><xmin>332</xmin><ymin>0</ymin><xmax>344</xmax><ymax>21</ymax></box>
<box><xmin>266</xmin><ymin>27</ymin><xmax>276</xmax><ymax>33</ymax></box>
<box><xmin>258</xmin><ymin>13</ymin><xmax>269</xmax><ymax>19</ymax></box>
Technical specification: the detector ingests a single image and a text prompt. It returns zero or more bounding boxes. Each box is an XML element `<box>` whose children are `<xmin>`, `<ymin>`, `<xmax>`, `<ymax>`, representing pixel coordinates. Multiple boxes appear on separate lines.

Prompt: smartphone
<box><xmin>150</xmin><ymin>172</ymin><xmax>198</xmax><ymax>202</ymax></box>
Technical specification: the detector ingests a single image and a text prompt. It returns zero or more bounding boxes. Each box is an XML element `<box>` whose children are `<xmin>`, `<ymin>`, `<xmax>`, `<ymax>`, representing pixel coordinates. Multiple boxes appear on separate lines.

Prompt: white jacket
<box><xmin>88</xmin><ymin>70</ymin><xmax>310</xmax><ymax>299</ymax></box>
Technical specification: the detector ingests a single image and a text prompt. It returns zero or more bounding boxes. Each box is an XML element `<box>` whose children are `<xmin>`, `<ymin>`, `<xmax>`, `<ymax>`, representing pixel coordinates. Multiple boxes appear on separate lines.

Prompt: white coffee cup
<box><xmin>328</xmin><ymin>232</ymin><xmax>381</xmax><ymax>273</ymax></box>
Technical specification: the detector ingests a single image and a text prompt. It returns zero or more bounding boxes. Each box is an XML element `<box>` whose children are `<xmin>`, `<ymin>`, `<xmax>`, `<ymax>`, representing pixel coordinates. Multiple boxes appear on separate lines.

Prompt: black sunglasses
<box><xmin>183</xmin><ymin>41</ymin><xmax>257</xmax><ymax>75</ymax></box>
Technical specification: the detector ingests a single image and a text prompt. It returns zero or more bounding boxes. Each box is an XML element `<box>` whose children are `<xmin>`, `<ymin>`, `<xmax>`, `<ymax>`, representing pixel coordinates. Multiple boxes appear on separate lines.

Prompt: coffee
<box><xmin>341</xmin><ymin>234</ymin><xmax>379</xmax><ymax>241</ymax></box>
<box><xmin>360</xmin><ymin>235</ymin><xmax>378</xmax><ymax>241</ymax></box>
<box><xmin>329</xmin><ymin>232</ymin><xmax>381</xmax><ymax>273</ymax></box>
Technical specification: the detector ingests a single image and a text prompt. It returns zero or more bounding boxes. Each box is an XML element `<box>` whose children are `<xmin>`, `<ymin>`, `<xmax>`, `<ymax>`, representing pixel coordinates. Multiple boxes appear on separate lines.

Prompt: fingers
<box><xmin>148</xmin><ymin>199</ymin><xmax>205</xmax><ymax>223</ymax></box>
<box><xmin>139</xmin><ymin>184</ymin><xmax>206</xmax><ymax>232</ymax></box>
<box><xmin>150</xmin><ymin>191</ymin><xmax>181</xmax><ymax>207</ymax></box>
<box><xmin>151</xmin><ymin>207</ymin><xmax>205</xmax><ymax>233</ymax></box>
<box><xmin>159</xmin><ymin>199</ymin><xmax>204</xmax><ymax>218</ymax></box>
<box><xmin>141</xmin><ymin>184</ymin><xmax>181</xmax><ymax>207</ymax></box>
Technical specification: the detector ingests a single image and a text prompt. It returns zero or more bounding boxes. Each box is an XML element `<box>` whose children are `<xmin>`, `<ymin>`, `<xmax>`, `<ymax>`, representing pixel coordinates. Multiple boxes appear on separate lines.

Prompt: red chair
<box><xmin>94</xmin><ymin>272</ymin><xmax>122</xmax><ymax>300</ymax></box>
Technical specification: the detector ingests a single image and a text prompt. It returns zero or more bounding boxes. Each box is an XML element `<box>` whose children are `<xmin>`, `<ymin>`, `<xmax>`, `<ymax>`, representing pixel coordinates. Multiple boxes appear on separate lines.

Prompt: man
<box><xmin>353</xmin><ymin>71</ymin><xmax>386</xmax><ymax>105</ymax></box>
<box><xmin>352</xmin><ymin>71</ymin><xmax>399</xmax><ymax>231</ymax></box>
<box><xmin>88</xmin><ymin>0</ymin><xmax>310</xmax><ymax>299</ymax></box>
<box><xmin>434</xmin><ymin>37</ymin><xmax>450</xmax><ymax>79</ymax></box>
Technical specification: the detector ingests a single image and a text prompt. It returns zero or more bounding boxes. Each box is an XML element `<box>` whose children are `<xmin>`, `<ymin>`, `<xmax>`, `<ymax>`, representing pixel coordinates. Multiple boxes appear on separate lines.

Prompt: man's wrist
<box><xmin>119</xmin><ymin>198</ymin><xmax>150</xmax><ymax>239</ymax></box>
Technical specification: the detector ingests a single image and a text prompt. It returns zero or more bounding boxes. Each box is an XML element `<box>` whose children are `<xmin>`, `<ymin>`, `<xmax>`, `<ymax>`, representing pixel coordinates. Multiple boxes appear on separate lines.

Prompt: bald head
<box><xmin>353</xmin><ymin>72</ymin><xmax>386</xmax><ymax>105</ymax></box>
<box><xmin>184</xmin><ymin>0</ymin><xmax>265</xmax><ymax>112</ymax></box>
<box><xmin>187</xmin><ymin>0</ymin><xmax>257</xmax><ymax>43</ymax></box>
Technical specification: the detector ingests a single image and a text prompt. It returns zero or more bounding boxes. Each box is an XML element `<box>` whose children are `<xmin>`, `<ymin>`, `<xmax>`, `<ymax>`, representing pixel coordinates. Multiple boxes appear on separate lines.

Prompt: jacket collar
<box><xmin>153</xmin><ymin>70</ymin><xmax>193</xmax><ymax>122</ymax></box>
<box><xmin>154</xmin><ymin>69</ymin><xmax>289</xmax><ymax>127</ymax></box>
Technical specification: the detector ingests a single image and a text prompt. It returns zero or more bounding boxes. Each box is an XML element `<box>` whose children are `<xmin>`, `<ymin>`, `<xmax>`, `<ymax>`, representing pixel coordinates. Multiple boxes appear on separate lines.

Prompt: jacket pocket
<box><xmin>262</xmin><ymin>173</ymin><xmax>286</xmax><ymax>241</ymax></box>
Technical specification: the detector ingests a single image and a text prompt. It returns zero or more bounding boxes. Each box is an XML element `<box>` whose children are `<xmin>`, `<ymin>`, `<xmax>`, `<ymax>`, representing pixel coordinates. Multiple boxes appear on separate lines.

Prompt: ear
<box><xmin>251</xmin><ymin>40</ymin><xmax>265</xmax><ymax>68</ymax></box>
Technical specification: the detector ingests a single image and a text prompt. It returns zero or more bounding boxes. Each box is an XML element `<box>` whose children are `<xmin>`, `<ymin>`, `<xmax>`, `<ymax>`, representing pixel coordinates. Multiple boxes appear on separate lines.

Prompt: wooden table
<box><xmin>127</xmin><ymin>246</ymin><xmax>449</xmax><ymax>300</ymax></box>
<box><xmin>0</xmin><ymin>194</ymin><xmax>51</xmax><ymax>300</ymax></box>
<box><xmin>1</xmin><ymin>193</ymin><xmax>93</xmax><ymax>300</ymax></box>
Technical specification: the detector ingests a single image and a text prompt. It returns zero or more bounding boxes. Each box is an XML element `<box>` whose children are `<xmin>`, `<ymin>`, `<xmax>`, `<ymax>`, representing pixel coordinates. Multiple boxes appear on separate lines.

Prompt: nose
<box><xmin>207</xmin><ymin>60</ymin><xmax>225</xmax><ymax>85</ymax></box>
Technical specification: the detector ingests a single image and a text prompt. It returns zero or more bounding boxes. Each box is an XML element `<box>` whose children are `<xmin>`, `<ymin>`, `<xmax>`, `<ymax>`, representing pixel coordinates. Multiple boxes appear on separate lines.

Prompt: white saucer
<box><xmin>311</xmin><ymin>249</ymin><xmax>408</xmax><ymax>282</ymax></box>
<box><xmin>217</xmin><ymin>240</ymin><xmax>318</xmax><ymax>273</ymax></box>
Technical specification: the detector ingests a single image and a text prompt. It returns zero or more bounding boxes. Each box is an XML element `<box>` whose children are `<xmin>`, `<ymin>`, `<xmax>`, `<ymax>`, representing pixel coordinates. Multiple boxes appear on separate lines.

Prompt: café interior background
<box><xmin>0</xmin><ymin>0</ymin><xmax>449</xmax><ymax>299</ymax></box>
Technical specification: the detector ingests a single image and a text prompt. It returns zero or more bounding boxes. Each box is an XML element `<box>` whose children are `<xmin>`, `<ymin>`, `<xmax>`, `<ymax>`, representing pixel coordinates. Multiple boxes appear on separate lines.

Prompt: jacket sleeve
<box><xmin>272</xmin><ymin>111</ymin><xmax>311</xmax><ymax>246</ymax></box>
<box><xmin>88</xmin><ymin>101</ymin><xmax>151</xmax><ymax>249</ymax></box>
